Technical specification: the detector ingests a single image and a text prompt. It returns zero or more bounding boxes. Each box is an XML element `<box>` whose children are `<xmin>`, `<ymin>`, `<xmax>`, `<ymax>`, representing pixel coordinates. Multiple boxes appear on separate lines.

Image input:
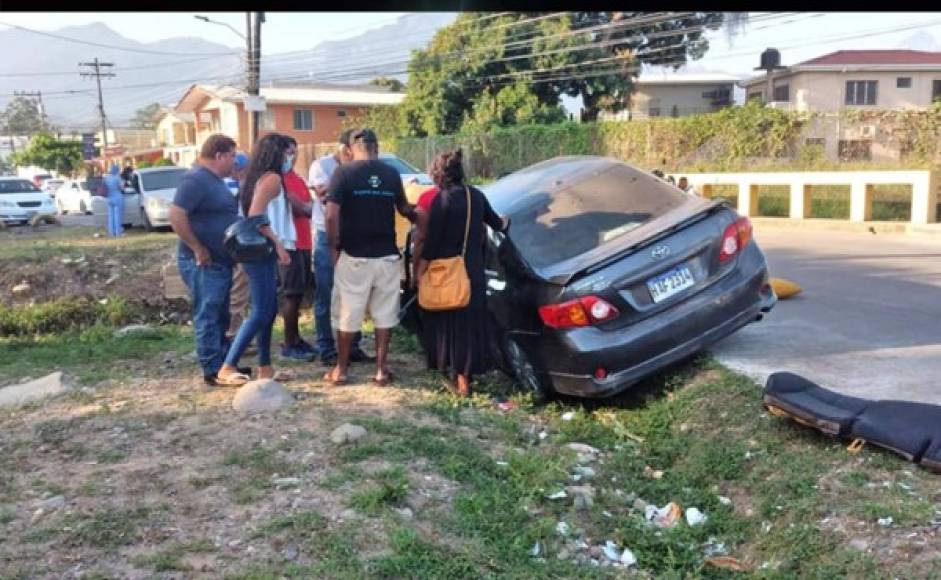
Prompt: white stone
<box><xmin>114</xmin><ymin>324</ymin><xmax>158</xmax><ymax>338</ymax></box>
<box><xmin>11</xmin><ymin>282</ymin><xmax>31</xmax><ymax>296</ymax></box>
<box><xmin>0</xmin><ymin>372</ymin><xmax>68</xmax><ymax>408</ymax></box>
<box><xmin>329</xmin><ymin>423</ymin><xmax>367</xmax><ymax>444</ymax></box>
<box><xmin>36</xmin><ymin>495</ymin><xmax>67</xmax><ymax>512</ymax></box>
<box><xmin>232</xmin><ymin>380</ymin><xmax>295</xmax><ymax>414</ymax></box>
<box><xmin>271</xmin><ymin>477</ymin><xmax>301</xmax><ymax>488</ymax></box>
<box><xmin>686</xmin><ymin>507</ymin><xmax>707</xmax><ymax>527</ymax></box>
<box><xmin>566</xmin><ymin>443</ymin><xmax>600</xmax><ymax>455</ymax></box>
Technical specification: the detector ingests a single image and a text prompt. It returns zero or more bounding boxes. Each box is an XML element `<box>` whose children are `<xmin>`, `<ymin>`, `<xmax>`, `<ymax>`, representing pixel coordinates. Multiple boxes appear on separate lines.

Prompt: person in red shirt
<box><xmin>279</xmin><ymin>136</ymin><xmax>316</xmax><ymax>359</ymax></box>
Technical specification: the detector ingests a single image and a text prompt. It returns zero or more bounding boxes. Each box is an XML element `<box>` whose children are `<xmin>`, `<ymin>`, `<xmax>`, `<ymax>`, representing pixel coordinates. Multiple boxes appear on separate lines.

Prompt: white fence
<box><xmin>678</xmin><ymin>170</ymin><xmax>939</xmax><ymax>225</ymax></box>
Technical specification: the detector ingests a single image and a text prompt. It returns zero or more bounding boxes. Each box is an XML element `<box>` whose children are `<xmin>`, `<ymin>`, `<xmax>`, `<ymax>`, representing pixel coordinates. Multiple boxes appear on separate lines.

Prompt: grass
<box><xmin>222</xmin><ymin>443</ymin><xmax>302</xmax><ymax>504</ymax></box>
<box><xmin>349</xmin><ymin>466</ymin><xmax>410</xmax><ymax>515</ymax></box>
<box><xmin>0</xmin><ymin>323</ymin><xmax>193</xmax><ymax>384</ymax></box>
<box><xmin>26</xmin><ymin>506</ymin><xmax>156</xmax><ymax>550</ymax></box>
<box><xmin>130</xmin><ymin>538</ymin><xmax>216</xmax><ymax>573</ymax></box>
<box><xmin>0</xmin><ymin>227</ymin><xmax>173</xmax><ymax>263</ymax></box>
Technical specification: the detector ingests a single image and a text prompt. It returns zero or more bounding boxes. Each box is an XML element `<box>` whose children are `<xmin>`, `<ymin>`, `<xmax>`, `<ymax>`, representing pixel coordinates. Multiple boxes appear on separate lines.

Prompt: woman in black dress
<box><xmin>413</xmin><ymin>150</ymin><xmax>508</xmax><ymax>397</ymax></box>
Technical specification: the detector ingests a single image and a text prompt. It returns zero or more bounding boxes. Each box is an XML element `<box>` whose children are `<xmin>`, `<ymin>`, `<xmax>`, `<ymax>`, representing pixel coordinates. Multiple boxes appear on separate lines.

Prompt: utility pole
<box><xmin>249</xmin><ymin>12</ymin><xmax>264</xmax><ymax>145</ymax></box>
<box><xmin>79</xmin><ymin>58</ymin><xmax>115</xmax><ymax>152</ymax></box>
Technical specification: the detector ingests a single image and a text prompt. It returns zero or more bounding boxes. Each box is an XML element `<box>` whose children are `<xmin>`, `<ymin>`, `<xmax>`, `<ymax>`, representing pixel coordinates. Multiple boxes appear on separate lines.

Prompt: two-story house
<box><xmin>740</xmin><ymin>49</ymin><xmax>941</xmax><ymax>112</ymax></box>
<box><xmin>171</xmin><ymin>82</ymin><xmax>404</xmax><ymax>163</ymax></box>
<box><xmin>599</xmin><ymin>72</ymin><xmax>737</xmax><ymax>121</ymax></box>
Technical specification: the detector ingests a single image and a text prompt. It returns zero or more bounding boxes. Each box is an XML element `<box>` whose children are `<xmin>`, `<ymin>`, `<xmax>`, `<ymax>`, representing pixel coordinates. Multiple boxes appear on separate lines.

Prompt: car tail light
<box><xmin>719</xmin><ymin>217</ymin><xmax>753</xmax><ymax>263</ymax></box>
<box><xmin>538</xmin><ymin>296</ymin><xmax>619</xmax><ymax>329</ymax></box>
<box><xmin>594</xmin><ymin>367</ymin><xmax>608</xmax><ymax>380</ymax></box>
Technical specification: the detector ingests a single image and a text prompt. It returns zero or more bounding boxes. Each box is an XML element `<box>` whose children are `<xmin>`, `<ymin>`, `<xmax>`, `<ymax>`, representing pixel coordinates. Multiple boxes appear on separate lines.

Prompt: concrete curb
<box><xmin>750</xmin><ymin>217</ymin><xmax>941</xmax><ymax>238</ymax></box>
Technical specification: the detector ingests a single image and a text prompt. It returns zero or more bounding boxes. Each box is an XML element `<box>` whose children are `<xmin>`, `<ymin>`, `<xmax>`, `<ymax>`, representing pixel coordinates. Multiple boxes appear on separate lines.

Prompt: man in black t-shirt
<box><xmin>324</xmin><ymin>128</ymin><xmax>416</xmax><ymax>386</ymax></box>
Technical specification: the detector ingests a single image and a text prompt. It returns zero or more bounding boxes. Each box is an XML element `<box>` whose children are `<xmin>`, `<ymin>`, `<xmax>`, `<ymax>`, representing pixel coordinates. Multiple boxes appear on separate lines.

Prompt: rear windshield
<box><xmin>380</xmin><ymin>156</ymin><xmax>420</xmax><ymax>175</ymax></box>
<box><xmin>486</xmin><ymin>161</ymin><xmax>689</xmax><ymax>269</ymax></box>
<box><xmin>0</xmin><ymin>180</ymin><xmax>40</xmax><ymax>194</ymax></box>
<box><xmin>141</xmin><ymin>169</ymin><xmax>185</xmax><ymax>191</ymax></box>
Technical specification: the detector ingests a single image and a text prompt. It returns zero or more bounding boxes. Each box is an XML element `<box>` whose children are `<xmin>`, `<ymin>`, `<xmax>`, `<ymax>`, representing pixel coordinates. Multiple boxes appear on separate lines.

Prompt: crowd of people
<box><xmin>170</xmin><ymin>129</ymin><xmax>506</xmax><ymax>397</ymax></box>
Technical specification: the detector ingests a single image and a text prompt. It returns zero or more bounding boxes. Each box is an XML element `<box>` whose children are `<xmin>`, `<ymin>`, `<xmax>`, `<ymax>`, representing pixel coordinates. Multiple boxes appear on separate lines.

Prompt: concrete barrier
<box><xmin>673</xmin><ymin>170</ymin><xmax>939</xmax><ymax>226</ymax></box>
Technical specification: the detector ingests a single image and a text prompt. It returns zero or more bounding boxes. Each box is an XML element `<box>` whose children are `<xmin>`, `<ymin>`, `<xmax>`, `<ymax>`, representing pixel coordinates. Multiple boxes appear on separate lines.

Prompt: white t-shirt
<box><xmin>308</xmin><ymin>154</ymin><xmax>340</xmax><ymax>233</ymax></box>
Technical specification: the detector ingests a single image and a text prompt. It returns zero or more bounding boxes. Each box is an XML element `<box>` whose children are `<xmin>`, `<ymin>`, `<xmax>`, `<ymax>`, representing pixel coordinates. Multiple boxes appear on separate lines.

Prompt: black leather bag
<box><xmin>223</xmin><ymin>214</ymin><xmax>274</xmax><ymax>263</ymax></box>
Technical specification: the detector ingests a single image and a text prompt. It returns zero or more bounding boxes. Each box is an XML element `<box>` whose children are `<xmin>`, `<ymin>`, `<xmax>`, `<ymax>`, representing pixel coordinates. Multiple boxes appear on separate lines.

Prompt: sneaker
<box><xmin>295</xmin><ymin>339</ymin><xmax>318</xmax><ymax>356</ymax></box>
<box><xmin>281</xmin><ymin>344</ymin><xmax>316</xmax><ymax>361</ymax></box>
<box><xmin>350</xmin><ymin>348</ymin><xmax>376</xmax><ymax>363</ymax></box>
<box><xmin>320</xmin><ymin>352</ymin><xmax>338</xmax><ymax>367</ymax></box>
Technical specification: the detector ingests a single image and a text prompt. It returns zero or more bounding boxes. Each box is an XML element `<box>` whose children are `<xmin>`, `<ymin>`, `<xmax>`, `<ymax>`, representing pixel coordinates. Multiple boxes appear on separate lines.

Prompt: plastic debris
<box><xmin>565</xmin><ymin>443</ymin><xmax>600</xmax><ymax>455</ymax></box>
<box><xmin>602</xmin><ymin>541</ymin><xmax>621</xmax><ymax>562</ymax></box>
<box><xmin>706</xmin><ymin>556</ymin><xmax>748</xmax><ymax>572</ymax></box>
<box><xmin>548</xmin><ymin>490</ymin><xmax>567</xmax><ymax>500</ymax></box>
<box><xmin>530</xmin><ymin>541</ymin><xmax>542</xmax><ymax>557</ymax></box>
<box><xmin>877</xmin><ymin>517</ymin><xmax>894</xmax><ymax>527</ymax></box>
<box><xmin>718</xmin><ymin>495</ymin><xmax>733</xmax><ymax>506</ymax></box>
<box><xmin>497</xmin><ymin>401</ymin><xmax>517</xmax><ymax>411</ymax></box>
<box><xmin>646</xmin><ymin>502</ymin><xmax>683</xmax><ymax>528</ymax></box>
<box><xmin>620</xmin><ymin>548</ymin><xmax>637</xmax><ymax>567</ymax></box>
<box><xmin>556</xmin><ymin>521</ymin><xmax>571</xmax><ymax>536</ymax></box>
<box><xmin>496</xmin><ymin>461</ymin><xmax>508</xmax><ymax>467</ymax></box>
<box><xmin>686</xmin><ymin>507</ymin><xmax>707</xmax><ymax>527</ymax></box>
<box><xmin>561</xmin><ymin>411</ymin><xmax>575</xmax><ymax>421</ymax></box>
<box><xmin>703</xmin><ymin>537</ymin><xmax>728</xmax><ymax>557</ymax></box>
<box><xmin>538</xmin><ymin>431</ymin><xmax>548</xmax><ymax>440</ymax></box>
<box><xmin>602</xmin><ymin>510</ymin><xmax>613</xmax><ymax>518</ymax></box>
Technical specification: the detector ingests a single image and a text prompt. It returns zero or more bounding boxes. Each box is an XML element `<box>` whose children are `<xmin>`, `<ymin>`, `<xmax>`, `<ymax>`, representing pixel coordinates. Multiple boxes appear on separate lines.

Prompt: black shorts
<box><xmin>278</xmin><ymin>249</ymin><xmax>312</xmax><ymax>297</ymax></box>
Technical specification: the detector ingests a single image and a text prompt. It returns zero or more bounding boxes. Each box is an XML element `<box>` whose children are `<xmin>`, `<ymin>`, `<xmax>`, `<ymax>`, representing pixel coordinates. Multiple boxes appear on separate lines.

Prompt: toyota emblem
<box><xmin>651</xmin><ymin>245</ymin><xmax>671</xmax><ymax>260</ymax></box>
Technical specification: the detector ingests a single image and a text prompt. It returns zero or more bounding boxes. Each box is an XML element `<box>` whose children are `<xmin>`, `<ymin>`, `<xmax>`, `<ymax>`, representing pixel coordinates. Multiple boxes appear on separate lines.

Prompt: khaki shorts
<box><xmin>332</xmin><ymin>252</ymin><xmax>401</xmax><ymax>333</ymax></box>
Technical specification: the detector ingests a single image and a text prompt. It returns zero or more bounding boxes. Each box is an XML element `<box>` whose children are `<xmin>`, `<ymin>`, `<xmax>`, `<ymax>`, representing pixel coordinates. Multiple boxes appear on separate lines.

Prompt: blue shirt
<box><xmin>173</xmin><ymin>166</ymin><xmax>239</xmax><ymax>266</ymax></box>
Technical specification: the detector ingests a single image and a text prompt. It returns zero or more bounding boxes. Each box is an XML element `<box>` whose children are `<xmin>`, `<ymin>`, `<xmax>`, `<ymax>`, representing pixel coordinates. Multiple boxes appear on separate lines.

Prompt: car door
<box><xmin>122</xmin><ymin>187</ymin><xmax>142</xmax><ymax>227</ymax></box>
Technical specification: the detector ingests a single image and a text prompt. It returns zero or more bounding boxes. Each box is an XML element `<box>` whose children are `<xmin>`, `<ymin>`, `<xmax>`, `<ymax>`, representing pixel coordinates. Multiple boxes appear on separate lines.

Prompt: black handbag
<box><xmin>223</xmin><ymin>214</ymin><xmax>274</xmax><ymax>263</ymax></box>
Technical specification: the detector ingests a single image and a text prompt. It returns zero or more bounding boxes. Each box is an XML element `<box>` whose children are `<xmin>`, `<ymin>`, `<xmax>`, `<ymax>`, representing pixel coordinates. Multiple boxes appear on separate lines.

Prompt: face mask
<box><xmin>282</xmin><ymin>154</ymin><xmax>295</xmax><ymax>173</ymax></box>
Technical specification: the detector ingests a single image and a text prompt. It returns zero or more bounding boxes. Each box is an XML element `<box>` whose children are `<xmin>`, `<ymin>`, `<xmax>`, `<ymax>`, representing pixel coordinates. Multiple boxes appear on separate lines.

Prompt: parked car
<box><xmin>32</xmin><ymin>173</ymin><xmax>53</xmax><ymax>189</ymax></box>
<box><xmin>405</xmin><ymin>156</ymin><xmax>777</xmax><ymax>400</ymax></box>
<box><xmin>130</xmin><ymin>166</ymin><xmax>187</xmax><ymax>231</ymax></box>
<box><xmin>90</xmin><ymin>185</ymin><xmax>142</xmax><ymax>230</ymax></box>
<box><xmin>0</xmin><ymin>177</ymin><xmax>56</xmax><ymax>225</ymax></box>
<box><xmin>56</xmin><ymin>178</ymin><xmax>101</xmax><ymax>214</ymax></box>
<box><xmin>42</xmin><ymin>179</ymin><xmax>65</xmax><ymax>197</ymax></box>
<box><xmin>379</xmin><ymin>153</ymin><xmax>433</xmax><ymax>186</ymax></box>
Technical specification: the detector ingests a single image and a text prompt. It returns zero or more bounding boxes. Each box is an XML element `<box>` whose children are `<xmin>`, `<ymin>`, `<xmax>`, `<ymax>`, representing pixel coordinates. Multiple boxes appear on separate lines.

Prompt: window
<box><xmin>897</xmin><ymin>77</ymin><xmax>912</xmax><ymax>88</ymax></box>
<box><xmin>845</xmin><ymin>80</ymin><xmax>877</xmax><ymax>106</ymax></box>
<box><xmin>773</xmin><ymin>83</ymin><xmax>790</xmax><ymax>102</ymax></box>
<box><xmin>261</xmin><ymin>109</ymin><xmax>276</xmax><ymax>130</ymax></box>
<box><xmin>838</xmin><ymin>139</ymin><xmax>872</xmax><ymax>161</ymax></box>
<box><xmin>293</xmin><ymin>109</ymin><xmax>313</xmax><ymax>131</ymax></box>
<box><xmin>336</xmin><ymin>109</ymin><xmax>347</xmax><ymax>118</ymax></box>
<box><xmin>933</xmin><ymin>80</ymin><xmax>941</xmax><ymax>102</ymax></box>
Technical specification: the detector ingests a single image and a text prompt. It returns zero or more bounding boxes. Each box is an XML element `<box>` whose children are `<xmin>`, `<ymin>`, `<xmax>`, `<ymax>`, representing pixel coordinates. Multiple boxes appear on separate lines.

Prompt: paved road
<box><xmin>711</xmin><ymin>227</ymin><xmax>941</xmax><ymax>404</ymax></box>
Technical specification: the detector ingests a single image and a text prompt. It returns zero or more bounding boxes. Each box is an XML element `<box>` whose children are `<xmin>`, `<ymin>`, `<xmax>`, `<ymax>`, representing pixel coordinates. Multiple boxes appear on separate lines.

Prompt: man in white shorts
<box><xmin>323</xmin><ymin>128</ymin><xmax>416</xmax><ymax>386</ymax></box>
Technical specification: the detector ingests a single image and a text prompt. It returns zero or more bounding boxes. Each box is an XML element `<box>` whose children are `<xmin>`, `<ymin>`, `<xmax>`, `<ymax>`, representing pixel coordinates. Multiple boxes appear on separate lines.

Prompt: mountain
<box><xmin>0</xmin><ymin>13</ymin><xmax>455</xmax><ymax>131</ymax></box>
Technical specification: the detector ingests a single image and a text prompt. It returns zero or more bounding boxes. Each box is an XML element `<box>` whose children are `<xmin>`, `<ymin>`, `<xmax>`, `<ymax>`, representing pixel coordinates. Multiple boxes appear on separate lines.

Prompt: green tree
<box><xmin>130</xmin><ymin>103</ymin><xmax>163</xmax><ymax>130</ymax></box>
<box><xmin>401</xmin><ymin>12</ymin><xmax>734</xmax><ymax>135</ymax></box>
<box><xmin>369</xmin><ymin>77</ymin><xmax>406</xmax><ymax>92</ymax></box>
<box><xmin>153</xmin><ymin>157</ymin><xmax>175</xmax><ymax>167</ymax></box>
<box><xmin>11</xmin><ymin>133</ymin><xmax>83</xmax><ymax>176</ymax></box>
<box><xmin>1</xmin><ymin>96</ymin><xmax>44</xmax><ymax>136</ymax></box>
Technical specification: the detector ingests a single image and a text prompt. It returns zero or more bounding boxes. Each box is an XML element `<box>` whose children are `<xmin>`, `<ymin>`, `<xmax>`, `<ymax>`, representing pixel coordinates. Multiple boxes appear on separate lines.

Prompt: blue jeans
<box><xmin>313</xmin><ymin>231</ymin><xmax>337</xmax><ymax>358</ymax></box>
<box><xmin>226</xmin><ymin>255</ymin><xmax>278</xmax><ymax>368</ymax></box>
<box><xmin>178</xmin><ymin>256</ymin><xmax>232</xmax><ymax>377</ymax></box>
<box><xmin>107</xmin><ymin>194</ymin><xmax>124</xmax><ymax>237</ymax></box>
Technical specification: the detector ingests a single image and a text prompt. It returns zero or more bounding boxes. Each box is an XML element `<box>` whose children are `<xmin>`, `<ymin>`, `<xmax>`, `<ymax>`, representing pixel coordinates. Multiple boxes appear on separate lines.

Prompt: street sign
<box><xmin>243</xmin><ymin>95</ymin><xmax>267</xmax><ymax>112</ymax></box>
<box><xmin>81</xmin><ymin>133</ymin><xmax>96</xmax><ymax>160</ymax></box>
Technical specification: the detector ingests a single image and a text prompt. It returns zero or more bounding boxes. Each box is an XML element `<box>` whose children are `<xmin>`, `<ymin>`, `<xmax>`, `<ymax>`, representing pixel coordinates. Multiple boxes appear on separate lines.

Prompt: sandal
<box><xmin>371</xmin><ymin>371</ymin><xmax>395</xmax><ymax>387</ymax></box>
<box><xmin>214</xmin><ymin>371</ymin><xmax>250</xmax><ymax>386</ymax></box>
<box><xmin>323</xmin><ymin>370</ymin><xmax>348</xmax><ymax>386</ymax></box>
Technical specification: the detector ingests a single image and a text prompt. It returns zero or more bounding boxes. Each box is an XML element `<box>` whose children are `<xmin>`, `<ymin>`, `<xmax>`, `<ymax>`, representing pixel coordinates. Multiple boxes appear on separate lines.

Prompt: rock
<box><xmin>589</xmin><ymin>546</ymin><xmax>603</xmax><ymax>559</ymax></box>
<box><xmin>561</xmin><ymin>411</ymin><xmax>575</xmax><ymax>421</ymax></box>
<box><xmin>283</xmin><ymin>544</ymin><xmax>299</xmax><ymax>561</ymax></box>
<box><xmin>232</xmin><ymin>380</ymin><xmax>295</xmax><ymax>414</ymax></box>
<box><xmin>556</xmin><ymin>521</ymin><xmax>571</xmax><ymax>536</ymax></box>
<box><xmin>227</xmin><ymin>539</ymin><xmax>242</xmax><ymax>548</ymax></box>
<box><xmin>566</xmin><ymin>443</ymin><xmax>600</xmax><ymax>455</ymax></box>
<box><xmin>686</xmin><ymin>507</ymin><xmax>707</xmax><ymax>527</ymax></box>
<box><xmin>573</xmin><ymin>466</ymin><xmax>596</xmax><ymax>480</ymax></box>
<box><xmin>557</xmin><ymin>548</ymin><xmax>570</xmax><ymax>560</ymax></box>
<box><xmin>272</xmin><ymin>477</ymin><xmax>301</xmax><ymax>488</ymax></box>
<box><xmin>567</xmin><ymin>485</ymin><xmax>595</xmax><ymax>511</ymax></box>
<box><xmin>114</xmin><ymin>324</ymin><xmax>159</xmax><ymax>338</ymax></box>
<box><xmin>29</xmin><ymin>508</ymin><xmax>45</xmax><ymax>524</ymax></box>
<box><xmin>11</xmin><ymin>282</ymin><xmax>31</xmax><ymax>296</ymax></box>
<box><xmin>338</xmin><ymin>508</ymin><xmax>358</xmax><ymax>521</ymax></box>
<box><xmin>632</xmin><ymin>498</ymin><xmax>649</xmax><ymax>512</ymax></box>
<box><xmin>330</xmin><ymin>424</ymin><xmax>367</xmax><ymax>444</ymax></box>
<box><xmin>877</xmin><ymin>517</ymin><xmax>893</xmax><ymax>527</ymax></box>
<box><xmin>394</xmin><ymin>507</ymin><xmax>414</xmax><ymax>519</ymax></box>
<box><xmin>0</xmin><ymin>372</ymin><xmax>69</xmax><ymax>408</ymax></box>
<box><xmin>849</xmin><ymin>538</ymin><xmax>869</xmax><ymax>552</ymax></box>
<box><xmin>36</xmin><ymin>495</ymin><xmax>67</xmax><ymax>512</ymax></box>
<box><xmin>718</xmin><ymin>495</ymin><xmax>732</xmax><ymax>506</ymax></box>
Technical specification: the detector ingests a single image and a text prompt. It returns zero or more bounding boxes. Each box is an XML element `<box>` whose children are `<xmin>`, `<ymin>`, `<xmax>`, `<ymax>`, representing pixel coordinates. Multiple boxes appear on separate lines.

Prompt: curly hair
<box><xmin>240</xmin><ymin>133</ymin><xmax>289</xmax><ymax>216</ymax></box>
<box><xmin>428</xmin><ymin>149</ymin><xmax>465</xmax><ymax>190</ymax></box>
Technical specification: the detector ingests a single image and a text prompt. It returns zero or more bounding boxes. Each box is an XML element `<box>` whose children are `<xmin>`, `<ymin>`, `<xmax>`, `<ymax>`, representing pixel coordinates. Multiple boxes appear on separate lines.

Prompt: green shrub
<box><xmin>0</xmin><ymin>296</ymin><xmax>135</xmax><ymax>337</ymax></box>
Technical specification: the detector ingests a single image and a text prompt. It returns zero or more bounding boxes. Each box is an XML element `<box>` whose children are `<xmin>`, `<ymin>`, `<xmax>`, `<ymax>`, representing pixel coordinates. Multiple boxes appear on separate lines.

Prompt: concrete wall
<box><xmin>681</xmin><ymin>170</ymin><xmax>939</xmax><ymax>225</ymax></box>
<box><xmin>625</xmin><ymin>83</ymin><xmax>733</xmax><ymax>119</ymax></box>
<box><xmin>747</xmin><ymin>70</ymin><xmax>941</xmax><ymax>113</ymax></box>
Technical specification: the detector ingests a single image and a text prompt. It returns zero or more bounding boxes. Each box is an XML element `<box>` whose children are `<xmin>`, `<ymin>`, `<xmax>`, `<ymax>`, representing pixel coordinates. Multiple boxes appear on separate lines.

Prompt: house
<box><xmin>155</xmin><ymin>108</ymin><xmax>198</xmax><ymax>167</ymax></box>
<box><xmin>739</xmin><ymin>50</ymin><xmax>941</xmax><ymax>112</ymax></box>
<box><xmin>599</xmin><ymin>73</ymin><xmax>737</xmax><ymax>121</ymax></box>
<box><xmin>172</xmin><ymin>83</ymin><xmax>404</xmax><ymax>158</ymax></box>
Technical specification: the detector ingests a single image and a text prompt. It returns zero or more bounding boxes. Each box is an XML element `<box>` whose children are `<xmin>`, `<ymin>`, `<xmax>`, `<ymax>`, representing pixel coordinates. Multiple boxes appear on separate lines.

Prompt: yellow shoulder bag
<box><xmin>418</xmin><ymin>186</ymin><xmax>472</xmax><ymax>311</ymax></box>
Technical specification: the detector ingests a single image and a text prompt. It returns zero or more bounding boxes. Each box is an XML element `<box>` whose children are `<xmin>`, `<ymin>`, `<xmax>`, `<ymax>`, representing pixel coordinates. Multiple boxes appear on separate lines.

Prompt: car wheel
<box><xmin>504</xmin><ymin>337</ymin><xmax>552</xmax><ymax>402</ymax></box>
<box><xmin>142</xmin><ymin>208</ymin><xmax>155</xmax><ymax>232</ymax></box>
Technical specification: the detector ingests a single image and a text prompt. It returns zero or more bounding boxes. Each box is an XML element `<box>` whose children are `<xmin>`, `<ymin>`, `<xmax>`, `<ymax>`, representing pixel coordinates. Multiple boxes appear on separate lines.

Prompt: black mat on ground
<box><xmin>763</xmin><ymin>371</ymin><xmax>941</xmax><ymax>471</ymax></box>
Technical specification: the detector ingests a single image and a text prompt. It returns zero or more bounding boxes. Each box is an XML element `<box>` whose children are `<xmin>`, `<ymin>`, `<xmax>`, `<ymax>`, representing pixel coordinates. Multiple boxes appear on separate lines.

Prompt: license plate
<box><xmin>647</xmin><ymin>265</ymin><xmax>695</xmax><ymax>303</ymax></box>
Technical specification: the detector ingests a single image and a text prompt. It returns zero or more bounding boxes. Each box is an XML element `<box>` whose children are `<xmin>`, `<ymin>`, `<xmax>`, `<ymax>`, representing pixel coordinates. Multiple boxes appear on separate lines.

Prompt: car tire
<box><xmin>142</xmin><ymin>208</ymin><xmax>155</xmax><ymax>232</ymax></box>
<box><xmin>503</xmin><ymin>336</ymin><xmax>552</xmax><ymax>403</ymax></box>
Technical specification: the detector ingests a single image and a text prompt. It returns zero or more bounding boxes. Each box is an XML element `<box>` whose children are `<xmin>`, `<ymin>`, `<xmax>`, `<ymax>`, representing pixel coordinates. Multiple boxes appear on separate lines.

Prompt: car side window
<box><xmin>132</xmin><ymin>175</ymin><xmax>141</xmax><ymax>193</ymax></box>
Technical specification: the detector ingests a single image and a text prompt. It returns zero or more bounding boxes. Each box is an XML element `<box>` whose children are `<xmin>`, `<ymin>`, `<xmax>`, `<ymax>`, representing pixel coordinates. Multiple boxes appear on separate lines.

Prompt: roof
<box><xmin>740</xmin><ymin>49</ymin><xmax>941</xmax><ymax>87</ymax></box>
<box><xmin>800</xmin><ymin>50</ymin><xmax>941</xmax><ymax>66</ymax></box>
<box><xmin>635</xmin><ymin>72</ymin><xmax>739</xmax><ymax>85</ymax></box>
<box><xmin>174</xmin><ymin>83</ymin><xmax>403</xmax><ymax>113</ymax></box>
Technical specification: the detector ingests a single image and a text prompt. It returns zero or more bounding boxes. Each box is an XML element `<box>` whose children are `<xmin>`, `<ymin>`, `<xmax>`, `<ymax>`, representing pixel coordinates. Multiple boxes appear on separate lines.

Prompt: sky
<box><xmin>2</xmin><ymin>12</ymin><xmax>941</xmax><ymax>115</ymax></box>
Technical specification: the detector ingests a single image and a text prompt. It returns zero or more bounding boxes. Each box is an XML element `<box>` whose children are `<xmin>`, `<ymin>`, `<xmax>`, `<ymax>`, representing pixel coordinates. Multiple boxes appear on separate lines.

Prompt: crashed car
<box><xmin>406</xmin><ymin>156</ymin><xmax>776</xmax><ymax>399</ymax></box>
